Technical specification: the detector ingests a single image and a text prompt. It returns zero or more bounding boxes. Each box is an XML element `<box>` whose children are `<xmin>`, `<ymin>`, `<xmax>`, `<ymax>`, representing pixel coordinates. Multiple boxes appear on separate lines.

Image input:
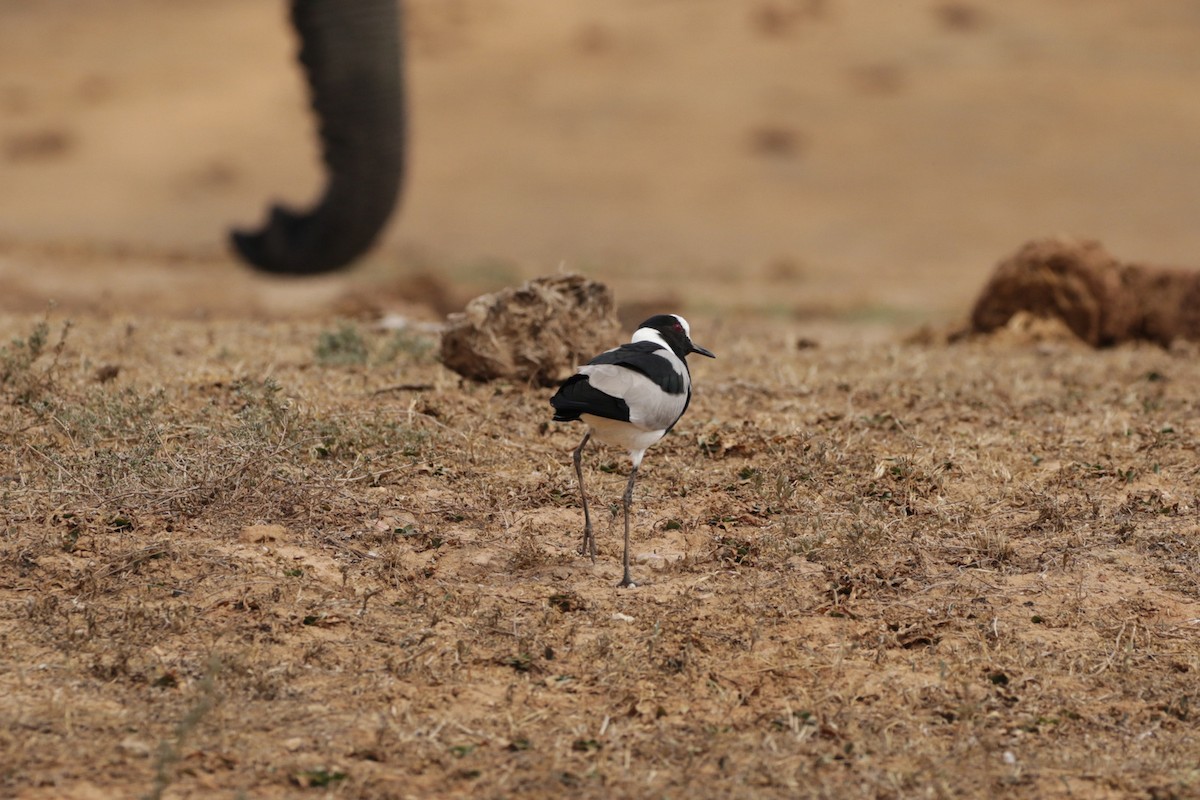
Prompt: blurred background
<box><xmin>2</xmin><ymin>0</ymin><xmax>1200</xmax><ymax>325</ymax></box>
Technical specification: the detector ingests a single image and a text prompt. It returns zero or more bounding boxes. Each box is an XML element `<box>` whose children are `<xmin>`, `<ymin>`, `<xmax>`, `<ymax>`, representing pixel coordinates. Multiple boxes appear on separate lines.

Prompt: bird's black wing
<box><xmin>550</xmin><ymin>373</ymin><xmax>632</xmax><ymax>422</ymax></box>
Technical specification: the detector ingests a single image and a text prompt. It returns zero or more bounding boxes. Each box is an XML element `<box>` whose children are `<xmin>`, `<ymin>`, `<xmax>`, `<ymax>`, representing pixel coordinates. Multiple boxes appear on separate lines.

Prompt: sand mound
<box><xmin>439</xmin><ymin>274</ymin><xmax>619</xmax><ymax>385</ymax></box>
<box><xmin>970</xmin><ymin>238</ymin><xmax>1200</xmax><ymax>347</ymax></box>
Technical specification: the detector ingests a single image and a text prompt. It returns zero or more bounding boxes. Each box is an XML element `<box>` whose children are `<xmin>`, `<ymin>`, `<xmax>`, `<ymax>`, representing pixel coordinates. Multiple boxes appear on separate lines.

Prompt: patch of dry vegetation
<box><xmin>1</xmin><ymin>312</ymin><xmax>1199</xmax><ymax>798</ymax></box>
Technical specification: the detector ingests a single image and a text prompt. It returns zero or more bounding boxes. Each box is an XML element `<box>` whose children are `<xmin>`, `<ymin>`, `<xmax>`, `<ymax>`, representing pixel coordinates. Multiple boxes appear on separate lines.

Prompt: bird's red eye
<box><xmin>674</xmin><ymin>323</ymin><xmax>683</xmax><ymax>332</ymax></box>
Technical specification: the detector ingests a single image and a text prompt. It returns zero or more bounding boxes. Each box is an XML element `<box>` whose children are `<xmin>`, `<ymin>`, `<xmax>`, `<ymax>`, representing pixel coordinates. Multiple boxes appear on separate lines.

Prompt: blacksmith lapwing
<box><xmin>550</xmin><ymin>314</ymin><xmax>715</xmax><ymax>587</ymax></box>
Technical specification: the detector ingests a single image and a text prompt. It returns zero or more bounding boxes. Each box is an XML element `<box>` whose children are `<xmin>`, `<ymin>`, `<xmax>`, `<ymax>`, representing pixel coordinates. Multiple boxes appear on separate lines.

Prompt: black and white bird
<box><xmin>550</xmin><ymin>314</ymin><xmax>715</xmax><ymax>587</ymax></box>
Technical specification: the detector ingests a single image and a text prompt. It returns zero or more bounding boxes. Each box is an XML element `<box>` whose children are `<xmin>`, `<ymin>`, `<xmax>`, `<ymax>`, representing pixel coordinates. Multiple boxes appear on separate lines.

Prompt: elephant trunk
<box><xmin>232</xmin><ymin>0</ymin><xmax>405</xmax><ymax>275</ymax></box>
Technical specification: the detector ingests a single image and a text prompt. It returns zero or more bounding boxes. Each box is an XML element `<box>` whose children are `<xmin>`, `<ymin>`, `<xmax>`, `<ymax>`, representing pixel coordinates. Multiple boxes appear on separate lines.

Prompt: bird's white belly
<box><xmin>581</xmin><ymin>414</ymin><xmax>666</xmax><ymax>457</ymax></box>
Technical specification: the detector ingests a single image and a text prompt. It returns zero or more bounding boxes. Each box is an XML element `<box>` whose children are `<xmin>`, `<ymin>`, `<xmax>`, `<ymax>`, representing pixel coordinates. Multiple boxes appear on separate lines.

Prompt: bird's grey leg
<box><xmin>573</xmin><ymin>432</ymin><xmax>595</xmax><ymax>562</ymax></box>
<box><xmin>618</xmin><ymin>462</ymin><xmax>640</xmax><ymax>587</ymax></box>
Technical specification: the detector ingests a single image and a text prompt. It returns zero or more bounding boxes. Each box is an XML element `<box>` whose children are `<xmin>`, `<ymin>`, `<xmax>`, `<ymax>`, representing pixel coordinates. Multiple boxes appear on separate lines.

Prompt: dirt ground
<box><xmin>2</xmin><ymin>1</ymin><xmax>1200</xmax><ymax>798</ymax></box>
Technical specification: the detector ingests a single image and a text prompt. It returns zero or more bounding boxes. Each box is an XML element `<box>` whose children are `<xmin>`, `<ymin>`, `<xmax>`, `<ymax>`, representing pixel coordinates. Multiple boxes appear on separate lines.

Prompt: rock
<box><xmin>440</xmin><ymin>274</ymin><xmax>620</xmax><ymax>385</ymax></box>
<box><xmin>240</xmin><ymin>524</ymin><xmax>286</xmax><ymax>543</ymax></box>
<box><xmin>118</xmin><ymin>736</ymin><xmax>152</xmax><ymax>757</ymax></box>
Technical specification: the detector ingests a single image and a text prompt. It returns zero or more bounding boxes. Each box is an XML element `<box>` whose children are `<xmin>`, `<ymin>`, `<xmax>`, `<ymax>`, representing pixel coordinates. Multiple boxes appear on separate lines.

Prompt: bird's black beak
<box><xmin>691</xmin><ymin>344</ymin><xmax>716</xmax><ymax>359</ymax></box>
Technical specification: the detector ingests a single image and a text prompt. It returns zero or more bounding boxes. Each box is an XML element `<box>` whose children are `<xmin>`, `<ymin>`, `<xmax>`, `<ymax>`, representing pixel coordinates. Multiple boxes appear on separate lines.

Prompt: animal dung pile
<box><xmin>440</xmin><ymin>274</ymin><xmax>620</xmax><ymax>385</ymax></box>
<box><xmin>969</xmin><ymin>238</ymin><xmax>1200</xmax><ymax>347</ymax></box>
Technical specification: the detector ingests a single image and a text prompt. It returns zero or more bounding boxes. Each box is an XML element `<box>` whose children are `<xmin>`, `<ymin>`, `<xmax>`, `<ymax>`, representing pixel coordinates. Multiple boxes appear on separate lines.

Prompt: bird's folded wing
<box><xmin>550</xmin><ymin>374</ymin><xmax>630</xmax><ymax>422</ymax></box>
<box><xmin>586</xmin><ymin>344</ymin><xmax>685</xmax><ymax>395</ymax></box>
<box><xmin>581</xmin><ymin>362</ymin><xmax>688</xmax><ymax>432</ymax></box>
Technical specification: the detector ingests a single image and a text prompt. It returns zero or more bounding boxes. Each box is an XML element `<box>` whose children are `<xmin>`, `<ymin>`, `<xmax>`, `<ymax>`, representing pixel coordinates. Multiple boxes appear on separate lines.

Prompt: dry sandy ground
<box><xmin>2</xmin><ymin>1</ymin><xmax>1200</xmax><ymax>798</ymax></box>
<box><xmin>2</xmin><ymin>312</ymin><xmax>1199</xmax><ymax>799</ymax></box>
